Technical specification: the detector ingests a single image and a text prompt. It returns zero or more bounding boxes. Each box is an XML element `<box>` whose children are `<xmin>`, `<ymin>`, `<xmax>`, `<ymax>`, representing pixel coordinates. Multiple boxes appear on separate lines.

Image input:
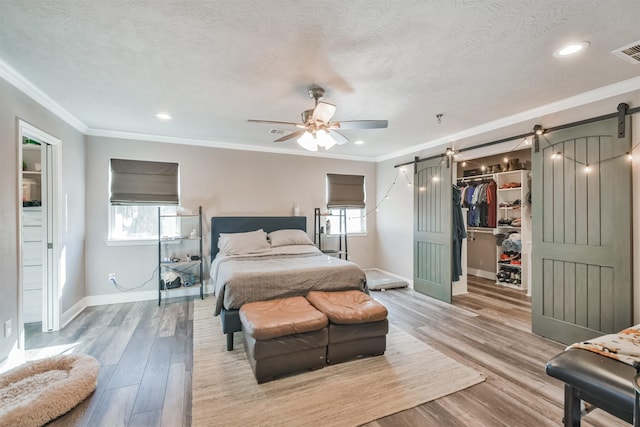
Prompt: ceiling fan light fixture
<box><xmin>297</xmin><ymin>131</ymin><xmax>318</xmax><ymax>151</ymax></box>
<box><xmin>316</xmin><ymin>130</ymin><xmax>337</xmax><ymax>150</ymax></box>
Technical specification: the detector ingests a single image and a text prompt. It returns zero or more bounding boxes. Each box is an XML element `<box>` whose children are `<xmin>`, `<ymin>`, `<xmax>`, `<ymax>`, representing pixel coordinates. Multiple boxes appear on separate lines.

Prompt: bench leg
<box><xmin>564</xmin><ymin>384</ymin><xmax>582</xmax><ymax>427</ymax></box>
<box><xmin>226</xmin><ymin>332</ymin><xmax>234</xmax><ymax>351</ymax></box>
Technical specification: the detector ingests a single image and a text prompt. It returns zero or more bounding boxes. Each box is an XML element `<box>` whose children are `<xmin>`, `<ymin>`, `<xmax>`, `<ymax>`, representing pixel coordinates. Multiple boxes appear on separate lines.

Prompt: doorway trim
<box><xmin>17</xmin><ymin>119</ymin><xmax>62</xmax><ymax>347</ymax></box>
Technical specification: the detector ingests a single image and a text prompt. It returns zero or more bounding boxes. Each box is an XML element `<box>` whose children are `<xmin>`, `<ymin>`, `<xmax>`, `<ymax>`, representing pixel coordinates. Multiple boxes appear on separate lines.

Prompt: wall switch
<box><xmin>4</xmin><ymin>319</ymin><xmax>12</xmax><ymax>338</ymax></box>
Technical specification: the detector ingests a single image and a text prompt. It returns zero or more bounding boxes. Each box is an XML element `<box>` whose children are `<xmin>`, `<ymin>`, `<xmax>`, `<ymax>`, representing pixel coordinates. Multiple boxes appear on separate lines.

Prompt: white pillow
<box><xmin>218</xmin><ymin>229</ymin><xmax>270</xmax><ymax>255</ymax></box>
<box><xmin>268</xmin><ymin>229</ymin><xmax>314</xmax><ymax>248</ymax></box>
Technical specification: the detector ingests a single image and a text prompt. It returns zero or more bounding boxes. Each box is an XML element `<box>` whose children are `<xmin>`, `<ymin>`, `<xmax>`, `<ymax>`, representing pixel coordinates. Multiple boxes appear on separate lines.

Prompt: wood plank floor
<box><xmin>23</xmin><ymin>277</ymin><xmax>627</xmax><ymax>426</ymax></box>
<box><xmin>367</xmin><ymin>276</ymin><xmax>626</xmax><ymax>427</ymax></box>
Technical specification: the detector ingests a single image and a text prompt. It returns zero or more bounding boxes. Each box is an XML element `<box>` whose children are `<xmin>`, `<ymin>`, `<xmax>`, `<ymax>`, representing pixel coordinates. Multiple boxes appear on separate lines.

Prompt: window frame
<box><xmin>326</xmin><ymin>207</ymin><xmax>367</xmax><ymax>236</ymax></box>
<box><xmin>108</xmin><ymin>204</ymin><xmax>179</xmax><ymax>243</ymax></box>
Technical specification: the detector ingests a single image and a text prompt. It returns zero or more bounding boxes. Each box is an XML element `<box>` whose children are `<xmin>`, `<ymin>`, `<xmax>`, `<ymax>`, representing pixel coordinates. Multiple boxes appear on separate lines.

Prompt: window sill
<box><xmin>105</xmin><ymin>239</ymin><xmax>158</xmax><ymax>247</ymax></box>
<box><xmin>326</xmin><ymin>232</ymin><xmax>368</xmax><ymax>237</ymax></box>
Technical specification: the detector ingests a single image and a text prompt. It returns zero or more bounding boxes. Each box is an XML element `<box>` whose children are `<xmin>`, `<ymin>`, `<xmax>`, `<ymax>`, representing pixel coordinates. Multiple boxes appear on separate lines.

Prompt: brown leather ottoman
<box><xmin>306</xmin><ymin>290</ymin><xmax>388</xmax><ymax>364</ymax></box>
<box><xmin>239</xmin><ymin>296</ymin><xmax>328</xmax><ymax>383</ymax></box>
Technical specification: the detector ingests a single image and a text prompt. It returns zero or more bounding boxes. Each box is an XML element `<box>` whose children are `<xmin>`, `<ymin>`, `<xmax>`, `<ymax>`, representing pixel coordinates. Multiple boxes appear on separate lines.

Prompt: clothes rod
<box><xmin>466</xmin><ymin>227</ymin><xmax>495</xmax><ymax>234</ymax></box>
<box><xmin>394</xmin><ymin>103</ymin><xmax>640</xmax><ymax>169</ymax></box>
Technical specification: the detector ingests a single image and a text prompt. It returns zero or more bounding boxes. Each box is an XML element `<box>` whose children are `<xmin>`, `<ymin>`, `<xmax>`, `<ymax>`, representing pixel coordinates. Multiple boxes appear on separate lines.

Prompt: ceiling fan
<box><xmin>247</xmin><ymin>86</ymin><xmax>388</xmax><ymax>152</ymax></box>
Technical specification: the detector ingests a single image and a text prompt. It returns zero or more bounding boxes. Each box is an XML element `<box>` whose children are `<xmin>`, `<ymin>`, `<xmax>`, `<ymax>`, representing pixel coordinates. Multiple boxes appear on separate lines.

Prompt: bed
<box><xmin>209</xmin><ymin>216</ymin><xmax>367</xmax><ymax>350</ymax></box>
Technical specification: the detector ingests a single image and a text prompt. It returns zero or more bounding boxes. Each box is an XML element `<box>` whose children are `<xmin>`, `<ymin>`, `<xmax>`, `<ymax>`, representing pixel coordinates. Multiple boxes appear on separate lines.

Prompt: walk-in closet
<box><xmin>456</xmin><ymin>148</ymin><xmax>532</xmax><ymax>296</ymax></box>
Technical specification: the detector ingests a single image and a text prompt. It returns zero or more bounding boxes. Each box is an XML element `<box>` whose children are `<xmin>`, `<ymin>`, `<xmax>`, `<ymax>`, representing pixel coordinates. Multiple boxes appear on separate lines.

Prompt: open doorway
<box><xmin>453</xmin><ymin>147</ymin><xmax>532</xmax><ymax>316</ymax></box>
<box><xmin>17</xmin><ymin>120</ymin><xmax>61</xmax><ymax>349</ymax></box>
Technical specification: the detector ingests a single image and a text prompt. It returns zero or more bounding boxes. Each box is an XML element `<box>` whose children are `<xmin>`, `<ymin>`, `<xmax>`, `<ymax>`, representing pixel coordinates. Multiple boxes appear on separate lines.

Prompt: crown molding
<box><xmin>376</xmin><ymin>76</ymin><xmax>640</xmax><ymax>163</ymax></box>
<box><xmin>86</xmin><ymin>128</ymin><xmax>377</xmax><ymax>162</ymax></box>
<box><xmin>3</xmin><ymin>52</ymin><xmax>636</xmax><ymax>164</ymax></box>
<box><xmin>0</xmin><ymin>58</ymin><xmax>89</xmax><ymax>133</ymax></box>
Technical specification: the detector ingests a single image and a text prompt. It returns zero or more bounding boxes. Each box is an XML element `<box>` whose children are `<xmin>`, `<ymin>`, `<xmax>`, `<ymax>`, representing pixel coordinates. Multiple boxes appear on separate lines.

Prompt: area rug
<box><xmin>192</xmin><ymin>297</ymin><xmax>484</xmax><ymax>426</ymax></box>
<box><xmin>0</xmin><ymin>354</ymin><xmax>99</xmax><ymax>427</ymax></box>
<box><xmin>364</xmin><ymin>269</ymin><xmax>409</xmax><ymax>291</ymax></box>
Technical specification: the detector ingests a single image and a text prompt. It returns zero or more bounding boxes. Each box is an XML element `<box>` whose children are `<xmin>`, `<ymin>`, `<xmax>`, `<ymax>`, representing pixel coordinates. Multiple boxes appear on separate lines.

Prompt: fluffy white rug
<box><xmin>0</xmin><ymin>354</ymin><xmax>99</xmax><ymax>427</ymax></box>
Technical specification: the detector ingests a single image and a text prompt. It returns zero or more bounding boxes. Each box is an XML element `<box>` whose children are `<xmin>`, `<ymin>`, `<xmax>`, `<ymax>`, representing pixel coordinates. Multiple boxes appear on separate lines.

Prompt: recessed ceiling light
<box><xmin>156</xmin><ymin>112</ymin><xmax>172</xmax><ymax>120</ymax></box>
<box><xmin>354</xmin><ymin>140</ymin><xmax>365</xmax><ymax>145</ymax></box>
<box><xmin>553</xmin><ymin>41</ymin><xmax>589</xmax><ymax>57</ymax></box>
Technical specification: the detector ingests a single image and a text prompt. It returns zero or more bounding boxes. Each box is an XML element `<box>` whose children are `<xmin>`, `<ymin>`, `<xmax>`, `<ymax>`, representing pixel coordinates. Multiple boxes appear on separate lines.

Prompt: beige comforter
<box><xmin>210</xmin><ymin>246</ymin><xmax>367</xmax><ymax>315</ymax></box>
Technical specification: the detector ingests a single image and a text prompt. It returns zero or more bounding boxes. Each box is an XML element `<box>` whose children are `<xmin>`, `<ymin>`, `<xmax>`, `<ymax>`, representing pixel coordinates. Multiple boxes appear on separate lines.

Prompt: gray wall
<box><xmin>85</xmin><ymin>136</ymin><xmax>377</xmax><ymax>296</ymax></box>
<box><xmin>374</xmin><ymin>158</ymin><xmax>413</xmax><ymax>281</ymax></box>
<box><xmin>0</xmin><ymin>77</ymin><xmax>86</xmax><ymax>363</ymax></box>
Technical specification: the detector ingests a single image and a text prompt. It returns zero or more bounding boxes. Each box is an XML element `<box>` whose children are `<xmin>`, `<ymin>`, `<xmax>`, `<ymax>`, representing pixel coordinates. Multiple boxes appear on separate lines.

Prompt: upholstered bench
<box><xmin>239</xmin><ymin>296</ymin><xmax>328</xmax><ymax>383</ymax></box>
<box><xmin>306</xmin><ymin>290</ymin><xmax>388</xmax><ymax>364</ymax></box>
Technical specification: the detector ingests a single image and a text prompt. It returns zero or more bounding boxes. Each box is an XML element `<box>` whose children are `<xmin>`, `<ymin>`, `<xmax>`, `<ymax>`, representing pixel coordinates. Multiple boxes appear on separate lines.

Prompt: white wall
<box><xmin>0</xmin><ymin>77</ymin><xmax>86</xmax><ymax>363</ymax></box>
<box><xmin>85</xmin><ymin>136</ymin><xmax>377</xmax><ymax>298</ymax></box>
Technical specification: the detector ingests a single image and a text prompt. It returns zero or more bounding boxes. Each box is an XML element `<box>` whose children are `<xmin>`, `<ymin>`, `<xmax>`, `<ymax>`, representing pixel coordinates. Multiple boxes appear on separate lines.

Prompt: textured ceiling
<box><xmin>1</xmin><ymin>0</ymin><xmax>639</xmax><ymax>161</ymax></box>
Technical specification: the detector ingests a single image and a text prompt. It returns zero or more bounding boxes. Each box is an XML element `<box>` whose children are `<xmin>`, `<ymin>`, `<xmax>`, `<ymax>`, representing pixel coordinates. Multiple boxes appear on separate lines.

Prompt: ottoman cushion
<box><xmin>240</xmin><ymin>296</ymin><xmax>328</xmax><ymax>340</ymax></box>
<box><xmin>306</xmin><ymin>290</ymin><xmax>388</xmax><ymax>324</ymax></box>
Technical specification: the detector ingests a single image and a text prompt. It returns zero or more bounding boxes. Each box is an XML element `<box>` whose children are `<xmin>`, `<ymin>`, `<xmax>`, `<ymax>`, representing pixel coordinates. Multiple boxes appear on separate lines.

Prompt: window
<box><xmin>110</xmin><ymin>205</ymin><xmax>177</xmax><ymax>240</ymax></box>
<box><xmin>108</xmin><ymin>159</ymin><xmax>180</xmax><ymax>241</ymax></box>
<box><xmin>327</xmin><ymin>208</ymin><xmax>367</xmax><ymax>235</ymax></box>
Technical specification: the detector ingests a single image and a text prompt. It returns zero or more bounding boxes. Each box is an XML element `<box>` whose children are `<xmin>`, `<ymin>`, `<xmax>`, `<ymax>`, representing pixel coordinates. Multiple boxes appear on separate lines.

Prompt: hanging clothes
<box><xmin>487</xmin><ymin>180</ymin><xmax>497</xmax><ymax>228</ymax></box>
<box><xmin>452</xmin><ymin>185</ymin><xmax>467</xmax><ymax>282</ymax></box>
<box><xmin>460</xmin><ymin>179</ymin><xmax>496</xmax><ymax>228</ymax></box>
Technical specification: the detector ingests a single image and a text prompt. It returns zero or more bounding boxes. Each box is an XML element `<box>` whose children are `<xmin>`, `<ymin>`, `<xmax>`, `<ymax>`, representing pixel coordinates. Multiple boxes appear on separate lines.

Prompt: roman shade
<box><xmin>326</xmin><ymin>174</ymin><xmax>365</xmax><ymax>208</ymax></box>
<box><xmin>110</xmin><ymin>159</ymin><xmax>179</xmax><ymax>205</ymax></box>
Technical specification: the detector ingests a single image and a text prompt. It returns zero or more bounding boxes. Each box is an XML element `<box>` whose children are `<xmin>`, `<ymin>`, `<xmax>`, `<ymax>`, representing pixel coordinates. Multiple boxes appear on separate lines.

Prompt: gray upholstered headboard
<box><xmin>210</xmin><ymin>216</ymin><xmax>307</xmax><ymax>263</ymax></box>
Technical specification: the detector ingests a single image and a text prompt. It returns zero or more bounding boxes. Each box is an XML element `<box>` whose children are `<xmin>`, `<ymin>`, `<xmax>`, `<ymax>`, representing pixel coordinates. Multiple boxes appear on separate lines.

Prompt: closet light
<box><xmin>461</xmin><ymin>161</ymin><xmax>467</xmax><ymax>167</ymax></box>
<box><xmin>419</xmin><ymin>186</ymin><xmax>426</xmax><ymax>191</ymax></box>
<box><xmin>481</xmin><ymin>165</ymin><xmax>486</xmax><ymax>171</ymax></box>
<box><xmin>432</xmin><ymin>176</ymin><xmax>440</xmax><ymax>182</ymax></box>
<box><xmin>627</xmin><ymin>152</ymin><xmax>633</xmax><ymax>161</ymax></box>
<box><xmin>584</xmin><ymin>164</ymin><xmax>592</xmax><ymax>173</ymax></box>
<box><xmin>503</xmin><ymin>157</ymin><xmax>509</xmax><ymax>163</ymax></box>
<box><xmin>551</xmin><ymin>152</ymin><xmax>562</xmax><ymax>160</ymax></box>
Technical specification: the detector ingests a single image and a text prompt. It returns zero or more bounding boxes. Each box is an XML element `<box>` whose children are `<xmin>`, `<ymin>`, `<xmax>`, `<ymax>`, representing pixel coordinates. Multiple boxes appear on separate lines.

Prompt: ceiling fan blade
<box><xmin>274</xmin><ymin>130</ymin><xmax>306</xmax><ymax>143</ymax></box>
<box><xmin>312</xmin><ymin>102</ymin><xmax>336</xmax><ymax>123</ymax></box>
<box><xmin>336</xmin><ymin>120</ymin><xmax>388</xmax><ymax>129</ymax></box>
<box><xmin>329</xmin><ymin>130</ymin><xmax>350</xmax><ymax>145</ymax></box>
<box><xmin>247</xmin><ymin>119</ymin><xmax>304</xmax><ymax>129</ymax></box>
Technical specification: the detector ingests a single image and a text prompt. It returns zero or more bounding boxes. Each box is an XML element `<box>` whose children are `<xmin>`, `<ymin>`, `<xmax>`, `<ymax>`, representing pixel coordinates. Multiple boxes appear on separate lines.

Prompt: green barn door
<box><xmin>414</xmin><ymin>158</ymin><xmax>453</xmax><ymax>303</ymax></box>
<box><xmin>532</xmin><ymin>117</ymin><xmax>632</xmax><ymax>344</ymax></box>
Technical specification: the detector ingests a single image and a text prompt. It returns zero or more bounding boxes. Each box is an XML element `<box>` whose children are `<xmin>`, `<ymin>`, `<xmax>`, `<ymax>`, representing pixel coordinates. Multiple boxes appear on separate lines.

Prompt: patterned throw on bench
<box><xmin>568</xmin><ymin>325</ymin><xmax>640</xmax><ymax>366</ymax></box>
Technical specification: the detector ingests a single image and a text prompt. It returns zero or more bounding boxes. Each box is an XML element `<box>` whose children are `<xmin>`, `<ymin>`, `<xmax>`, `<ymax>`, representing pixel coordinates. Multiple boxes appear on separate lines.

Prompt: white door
<box><xmin>19</xmin><ymin>121</ymin><xmax>60</xmax><ymax>338</ymax></box>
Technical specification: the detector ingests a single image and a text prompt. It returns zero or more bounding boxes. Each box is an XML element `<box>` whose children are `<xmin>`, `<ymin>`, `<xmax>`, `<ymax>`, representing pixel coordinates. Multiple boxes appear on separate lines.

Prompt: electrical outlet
<box><xmin>108</xmin><ymin>273</ymin><xmax>116</xmax><ymax>283</ymax></box>
<box><xmin>4</xmin><ymin>319</ymin><xmax>12</xmax><ymax>338</ymax></box>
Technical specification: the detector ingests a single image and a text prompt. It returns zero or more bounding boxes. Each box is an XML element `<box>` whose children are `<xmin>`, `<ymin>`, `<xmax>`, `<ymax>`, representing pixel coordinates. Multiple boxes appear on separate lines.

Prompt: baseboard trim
<box><xmin>85</xmin><ymin>285</ymin><xmax>213</xmax><ymax>307</ymax></box>
<box><xmin>61</xmin><ymin>298</ymin><xmax>88</xmax><ymax>328</ymax></box>
<box><xmin>0</xmin><ymin>342</ymin><xmax>25</xmax><ymax>374</ymax></box>
<box><xmin>364</xmin><ymin>268</ymin><xmax>414</xmax><ymax>289</ymax></box>
<box><xmin>467</xmin><ymin>268</ymin><xmax>495</xmax><ymax>281</ymax></box>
